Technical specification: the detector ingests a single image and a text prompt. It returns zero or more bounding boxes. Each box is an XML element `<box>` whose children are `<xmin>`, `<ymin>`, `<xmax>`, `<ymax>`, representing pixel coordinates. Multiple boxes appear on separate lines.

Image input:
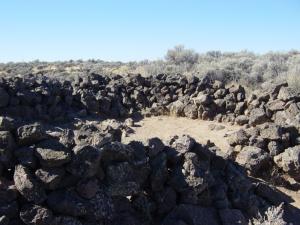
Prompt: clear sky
<box><xmin>0</xmin><ymin>0</ymin><xmax>299</xmax><ymax>62</ymax></box>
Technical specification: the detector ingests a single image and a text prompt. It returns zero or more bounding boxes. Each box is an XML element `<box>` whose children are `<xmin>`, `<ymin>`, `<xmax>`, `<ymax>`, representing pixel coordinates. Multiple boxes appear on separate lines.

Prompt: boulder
<box><xmin>236</xmin><ymin>146</ymin><xmax>270</xmax><ymax>174</ymax></box>
<box><xmin>0</xmin><ymin>117</ymin><xmax>15</xmax><ymax>131</ymax></box>
<box><xmin>274</xmin><ymin>145</ymin><xmax>300</xmax><ymax>180</ymax></box>
<box><xmin>67</xmin><ymin>145</ymin><xmax>101</xmax><ymax>178</ymax></box>
<box><xmin>249</xmin><ymin>108</ymin><xmax>268</xmax><ymax>126</ymax></box>
<box><xmin>194</xmin><ymin>93</ymin><xmax>213</xmax><ymax>106</ymax></box>
<box><xmin>266</xmin><ymin>99</ymin><xmax>285</xmax><ymax>112</ymax></box>
<box><xmin>17</xmin><ymin>123</ymin><xmax>47</xmax><ymax>146</ymax></box>
<box><xmin>35</xmin><ymin>140</ymin><xmax>71</xmax><ymax>167</ymax></box>
<box><xmin>235</xmin><ymin>115</ymin><xmax>249</xmax><ymax>126</ymax></box>
<box><xmin>35</xmin><ymin>167</ymin><xmax>65</xmax><ymax>190</ymax></box>
<box><xmin>259</xmin><ymin>124</ymin><xmax>282</xmax><ymax>140</ymax></box>
<box><xmin>20</xmin><ymin>204</ymin><xmax>53</xmax><ymax>225</ymax></box>
<box><xmin>268</xmin><ymin>141</ymin><xmax>283</xmax><ymax>156</ymax></box>
<box><xmin>146</xmin><ymin>137</ymin><xmax>165</xmax><ymax>158</ymax></box>
<box><xmin>227</xmin><ymin>129</ymin><xmax>249</xmax><ymax>146</ymax></box>
<box><xmin>183</xmin><ymin>104</ymin><xmax>198</xmax><ymax>119</ymax></box>
<box><xmin>169</xmin><ymin>135</ymin><xmax>195</xmax><ymax>154</ymax></box>
<box><xmin>14</xmin><ymin>165</ymin><xmax>46</xmax><ymax>203</ymax></box>
<box><xmin>277</xmin><ymin>87</ymin><xmax>294</xmax><ymax>101</ymax></box>
<box><xmin>169</xmin><ymin>100</ymin><xmax>185</xmax><ymax>117</ymax></box>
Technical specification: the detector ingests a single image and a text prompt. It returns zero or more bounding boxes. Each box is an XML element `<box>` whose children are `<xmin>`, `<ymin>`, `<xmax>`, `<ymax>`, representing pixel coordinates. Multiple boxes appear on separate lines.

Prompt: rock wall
<box><xmin>0</xmin><ymin>73</ymin><xmax>247</xmax><ymax>122</ymax></box>
<box><xmin>0</xmin><ymin>73</ymin><xmax>300</xmax><ymax>224</ymax></box>
<box><xmin>0</xmin><ymin>120</ymin><xmax>286</xmax><ymax>225</ymax></box>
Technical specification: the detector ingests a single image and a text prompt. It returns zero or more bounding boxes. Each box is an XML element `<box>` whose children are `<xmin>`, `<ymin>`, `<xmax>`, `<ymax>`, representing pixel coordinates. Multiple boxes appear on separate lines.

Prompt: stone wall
<box><xmin>0</xmin><ymin>73</ymin><xmax>300</xmax><ymax>224</ymax></box>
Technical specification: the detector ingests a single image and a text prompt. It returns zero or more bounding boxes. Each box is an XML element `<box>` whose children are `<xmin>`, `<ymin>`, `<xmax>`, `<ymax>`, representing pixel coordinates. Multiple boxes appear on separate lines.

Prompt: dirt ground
<box><xmin>123</xmin><ymin>116</ymin><xmax>300</xmax><ymax>210</ymax></box>
<box><xmin>123</xmin><ymin>116</ymin><xmax>240</xmax><ymax>150</ymax></box>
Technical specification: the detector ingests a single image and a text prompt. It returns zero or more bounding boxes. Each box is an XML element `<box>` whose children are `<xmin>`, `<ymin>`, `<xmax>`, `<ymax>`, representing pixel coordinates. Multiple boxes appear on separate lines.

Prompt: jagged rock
<box><xmin>227</xmin><ymin>129</ymin><xmax>249</xmax><ymax>146</ymax></box>
<box><xmin>17</xmin><ymin>123</ymin><xmax>47</xmax><ymax>146</ymax></box>
<box><xmin>235</xmin><ymin>115</ymin><xmax>249</xmax><ymax>125</ymax></box>
<box><xmin>146</xmin><ymin>137</ymin><xmax>165</xmax><ymax>158</ymax></box>
<box><xmin>101</xmin><ymin>142</ymin><xmax>135</xmax><ymax>163</ymax></box>
<box><xmin>249</xmin><ymin>136</ymin><xmax>266</xmax><ymax>149</ymax></box>
<box><xmin>249</xmin><ymin>108</ymin><xmax>268</xmax><ymax>126</ymax></box>
<box><xmin>20</xmin><ymin>204</ymin><xmax>53</xmax><ymax>225</ymax></box>
<box><xmin>268</xmin><ymin>141</ymin><xmax>283</xmax><ymax>156</ymax></box>
<box><xmin>194</xmin><ymin>93</ymin><xmax>213</xmax><ymax>106</ymax></box>
<box><xmin>169</xmin><ymin>100</ymin><xmax>185</xmax><ymax>117</ymax></box>
<box><xmin>259</xmin><ymin>123</ymin><xmax>282</xmax><ymax>140</ymax></box>
<box><xmin>86</xmin><ymin>189</ymin><xmax>114</xmax><ymax>220</ymax></box>
<box><xmin>0</xmin><ymin>117</ymin><xmax>15</xmax><ymax>131</ymax></box>
<box><xmin>0</xmin><ymin>88</ymin><xmax>9</xmax><ymax>108</ymax></box>
<box><xmin>274</xmin><ymin>145</ymin><xmax>300</xmax><ymax>181</ymax></box>
<box><xmin>277</xmin><ymin>87</ymin><xmax>294</xmax><ymax>101</ymax></box>
<box><xmin>234</xmin><ymin>102</ymin><xmax>246</xmax><ymax>114</ymax></box>
<box><xmin>35</xmin><ymin>140</ymin><xmax>71</xmax><ymax>167</ymax></box>
<box><xmin>67</xmin><ymin>145</ymin><xmax>101</xmax><ymax>178</ymax></box>
<box><xmin>35</xmin><ymin>167</ymin><xmax>65</xmax><ymax>190</ymax></box>
<box><xmin>169</xmin><ymin>135</ymin><xmax>195</xmax><ymax>154</ymax></box>
<box><xmin>236</xmin><ymin>146</ymin><xmax>270</xmax><ymax>174</ymax></box>
<box><xmin>183</xmin><ymin>104</ymin><xmax>198</xmax><ymax>119</ymax></box>
<box><xmin>266</xmin><ymin>99</ymin><xmax>285</xmax><ymax>112</ymax></box>
<box><xmin>14</xmin><ymin>165</ymin><xmax>46</xmax><ymax>203</ymax></box>
<box><xmin>76</xmin><ymin>179</ymin><xmax>99</xmax><ymax>199</ymax></box>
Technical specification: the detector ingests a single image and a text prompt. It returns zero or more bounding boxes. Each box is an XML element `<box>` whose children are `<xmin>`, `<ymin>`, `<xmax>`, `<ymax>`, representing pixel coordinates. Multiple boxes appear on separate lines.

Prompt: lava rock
<box><xmin>35</xmin><ymin>140</ymin><xmax>71</xmax><ymax>167</ymax></box>
<box><xmin>14</xmin><ymin>164</ymin><xmax>46</xmax><ymax>203</ymax></box>
<box><xmin>17</xmin><ymin>123</ymin><xmax>47</xmax><ymax>146</ymax></box>
<box><xmin>274</xmin><ymin>145</ymin><xmax>300</xmax><ymax>181</ymax></box>
<box><xmin>0</xmin><ymin>88</ymin><xmax>9</xmax><ymax>108</ymax></box>
<box><xmin>236</xmin><ymin>146</ymin><xmax>270</xmax><ymax>175</ymax></box>
<box><xmin>20</xmin><ymin>204</ymin><xmax>53</xmax><ymax>225</ymax></box>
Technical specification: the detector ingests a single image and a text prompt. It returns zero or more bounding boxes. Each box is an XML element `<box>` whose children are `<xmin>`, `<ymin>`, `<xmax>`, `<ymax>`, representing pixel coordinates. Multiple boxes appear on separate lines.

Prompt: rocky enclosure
<box><xmin>0</xmin><ymin>73</ymin><xmax>300</xmax><ymax>224</ymax></box>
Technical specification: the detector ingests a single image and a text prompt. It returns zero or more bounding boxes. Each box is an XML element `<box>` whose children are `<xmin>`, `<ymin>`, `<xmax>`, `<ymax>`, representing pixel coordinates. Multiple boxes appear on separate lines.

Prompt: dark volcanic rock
<box><xmin>17</xmin><ymin>123</ymin><xmax>47</xmax><ymax>146</ymax></box>
<box><xmin>236</xmin><ymin>146</ymin><xmax>270</xmax><ymax>175</ymax></box>
<box><xmin>35</xmin><ymin>140</ymin><xmax>71</xmax><ymax>167</ymax></box>
<box><xmin>0</xmin><ymin>88</ymin><xmax>9</xmax><ymax>108</ymax></box>
<box><xmin>20</xmin><ymin>204</ymin><xmax>53</xmax><ymax>225</ymax></box>
<box><xmin>14</xmin><ymin>165</ymin><xmax>46</xmax><ymax>204</ymax></box>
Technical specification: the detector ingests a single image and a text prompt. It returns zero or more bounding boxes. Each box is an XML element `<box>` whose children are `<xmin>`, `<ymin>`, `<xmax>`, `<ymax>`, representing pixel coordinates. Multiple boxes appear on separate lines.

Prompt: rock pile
<box><xmin>226</xmin><ymin>83</ymin><xmax>300</xmax><ymax>182</ymax></box>
<box><xmin>0</xmin><ymin>119</ymin><xmax>287</xmax><ymax>225</ymax></box>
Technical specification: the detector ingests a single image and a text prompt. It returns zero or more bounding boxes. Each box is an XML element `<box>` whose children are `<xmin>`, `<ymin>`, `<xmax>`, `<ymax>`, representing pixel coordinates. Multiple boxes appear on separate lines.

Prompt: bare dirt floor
<box><xmin>123</xmin><ymin>116</ymin><xmax>240</xmax><ymax>150</ymax></box>
<box><xmin>123</xmin><ymin>116</ymin><xmax>300</xmax><ymax>211</ymax></box>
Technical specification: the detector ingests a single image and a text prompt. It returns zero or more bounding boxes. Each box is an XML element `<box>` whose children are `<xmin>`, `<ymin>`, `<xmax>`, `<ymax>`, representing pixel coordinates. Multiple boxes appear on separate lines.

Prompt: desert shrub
<box><xmin>165</xmin><ymin>45</ymin><xmax>199</xmax><ymax>65</ymax></box>
<box><xmin>249</xmin><ymin>203</ymin><xmax>286</xmax><ymax>225</ymax></box>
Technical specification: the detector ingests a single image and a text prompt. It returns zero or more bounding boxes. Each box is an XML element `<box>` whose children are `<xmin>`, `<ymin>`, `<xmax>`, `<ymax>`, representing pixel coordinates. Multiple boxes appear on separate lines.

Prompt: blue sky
<box><xmin>0</xmin><ymin>0</ymin><xmax>299</xmax><ymax>62</ymax></box>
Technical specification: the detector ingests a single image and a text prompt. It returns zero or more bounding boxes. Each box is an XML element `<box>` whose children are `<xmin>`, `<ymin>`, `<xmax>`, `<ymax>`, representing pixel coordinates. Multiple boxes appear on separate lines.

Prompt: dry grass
<box><xmin>249</xmin><ymin>203</ymin><xmax>287</xmax><ymax>225</ymax></box>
